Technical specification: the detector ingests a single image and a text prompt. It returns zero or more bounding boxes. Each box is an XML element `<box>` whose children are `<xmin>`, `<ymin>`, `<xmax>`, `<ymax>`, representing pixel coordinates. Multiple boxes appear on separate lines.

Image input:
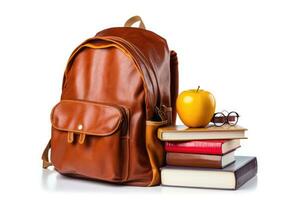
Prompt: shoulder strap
<box><xmin>124</xmin><ymin>16</ymin><xmax>146</xmax><ymax>29</ymax></box>
<box><xmin>41</xmin><ymin>139</ymin><xmax>52</xmax><ymax>169</ymax></box>
<box><xmin>170</xmin><ymin>51</ymin><xmax>179</xmax><ymax>125</ymax></box>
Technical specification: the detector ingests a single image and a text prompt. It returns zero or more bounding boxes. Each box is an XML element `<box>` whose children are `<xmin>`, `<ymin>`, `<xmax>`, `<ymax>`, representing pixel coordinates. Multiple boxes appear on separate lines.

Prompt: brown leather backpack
<box><xmin>41</xmin><ymin>16</ymin><xmax>179</xmax><ymax>186</ymax></box>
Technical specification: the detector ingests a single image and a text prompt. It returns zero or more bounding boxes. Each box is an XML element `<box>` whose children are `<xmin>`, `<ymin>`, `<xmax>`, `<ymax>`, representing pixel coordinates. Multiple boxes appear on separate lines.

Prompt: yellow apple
<box><xmin>176</xmin><ymin>86</ymin><xmax>216</xmax><ymax>127</ymax></box>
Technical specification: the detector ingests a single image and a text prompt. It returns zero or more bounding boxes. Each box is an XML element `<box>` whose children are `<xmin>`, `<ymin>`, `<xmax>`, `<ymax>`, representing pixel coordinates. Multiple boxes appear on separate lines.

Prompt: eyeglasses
<box><xmin>211</xmin><ymin>111</ymin><xmax>239</xmax><ymax>127</ymax></box>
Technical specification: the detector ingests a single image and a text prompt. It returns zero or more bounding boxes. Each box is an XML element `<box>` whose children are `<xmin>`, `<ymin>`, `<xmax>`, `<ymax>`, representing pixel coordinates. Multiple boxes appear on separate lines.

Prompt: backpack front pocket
<box><xmin>50</xmin><ymin>100</ymin><xmax>130</xmax><ymax>182</ymax></box>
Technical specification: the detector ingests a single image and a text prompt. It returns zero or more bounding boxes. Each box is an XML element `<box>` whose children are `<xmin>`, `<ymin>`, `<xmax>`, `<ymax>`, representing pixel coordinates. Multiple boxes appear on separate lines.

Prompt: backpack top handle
<box><xmin>124</xmin><ymin>15</ymin><xmax>146</xmax><ymax>29</ymax></box>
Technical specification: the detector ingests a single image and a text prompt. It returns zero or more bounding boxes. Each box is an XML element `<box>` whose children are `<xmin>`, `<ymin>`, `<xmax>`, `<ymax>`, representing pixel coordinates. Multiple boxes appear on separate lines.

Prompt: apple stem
<box><xmin>197</xmin><ymin>86</ymin><xmax>200</xmax><ymax>92</ymax></box>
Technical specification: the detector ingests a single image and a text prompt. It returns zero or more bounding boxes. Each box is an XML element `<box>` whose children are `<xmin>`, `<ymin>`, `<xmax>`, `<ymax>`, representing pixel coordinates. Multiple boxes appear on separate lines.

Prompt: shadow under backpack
<box><xmin>41</xmin><ymin>16</ymin><xmax>179</xmax><ymax>186</ymax></box>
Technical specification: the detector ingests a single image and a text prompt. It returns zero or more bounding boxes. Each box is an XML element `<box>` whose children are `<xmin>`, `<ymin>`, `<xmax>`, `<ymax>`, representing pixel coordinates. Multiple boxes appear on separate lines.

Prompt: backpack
<box><xmin>41</xmin><ymin>16</ymin><xmax>179</xmax><ymax>186</ymax></box>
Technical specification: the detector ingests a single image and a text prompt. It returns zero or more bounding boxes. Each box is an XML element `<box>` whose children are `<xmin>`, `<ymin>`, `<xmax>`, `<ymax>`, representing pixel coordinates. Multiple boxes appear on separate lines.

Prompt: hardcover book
<box><xmin>165</xmin><ymin>139</ymin><xmax>240</xmax><ymax>155</ymax></box>
<box><xmin>161</xmin><ymin>156</ymin><xmax>257</xmax><ymax>190</ymax></box>
<box><xmin>166</xmin><ymin>151</ymin><xmax>235</xmax><ymax>168</ymax></box>
<box><xmin>158</xmin><ymin>125</ymin><xmax>247</xmax><ymax>141</ymax></box>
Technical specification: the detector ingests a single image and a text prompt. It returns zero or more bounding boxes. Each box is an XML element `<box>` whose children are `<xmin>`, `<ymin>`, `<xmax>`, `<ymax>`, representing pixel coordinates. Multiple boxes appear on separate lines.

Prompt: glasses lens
<box><xmin>213</xmin><ymin>112</ymin><xmax>226</xmax><ymax>127</ymax></box>
<box><xmin>228</xmin><ymin>111</ymin><xmax>239</xmax><ymax>126</ymax></box>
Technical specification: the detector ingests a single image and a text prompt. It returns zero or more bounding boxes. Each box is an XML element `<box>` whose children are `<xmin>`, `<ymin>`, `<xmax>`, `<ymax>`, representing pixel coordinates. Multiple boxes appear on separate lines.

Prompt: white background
<box><xmin>0</xmin><ymin>0</ymin><xmax>299</xmax><ymax>199</ymax></box>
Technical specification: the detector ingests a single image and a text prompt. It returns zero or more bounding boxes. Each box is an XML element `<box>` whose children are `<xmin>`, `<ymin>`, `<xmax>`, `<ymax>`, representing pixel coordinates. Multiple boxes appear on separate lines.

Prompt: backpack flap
<box><xmin>51</xmin><ymin>100</ymin><xmax>125</xmax><ymax>143</ymax></box>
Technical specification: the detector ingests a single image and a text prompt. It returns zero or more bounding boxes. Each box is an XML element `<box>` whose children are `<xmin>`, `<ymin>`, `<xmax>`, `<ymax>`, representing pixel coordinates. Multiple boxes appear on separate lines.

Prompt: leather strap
<box><xmin>78</xmin><ymin>133</ymin><xmax>86</xmax><ymax>144</ymax></box>
<box><xmin>67</xmin><ymin>131</ymin><xmax>74</xmax><ymax>143</ymax></box>
<box><xmin>170</xmin><ymin>51</ymin><xmax>179</xmax><ymax>125</ymax></box>
<box><xmin>41</xmin><ymin>139</ymin><xmax>52</xmax><ymax>169</ymax></box>
<box><xmin>124</xmin><ymin>16</ymin><xmax>146</xmax><ymax>29</ymax></box>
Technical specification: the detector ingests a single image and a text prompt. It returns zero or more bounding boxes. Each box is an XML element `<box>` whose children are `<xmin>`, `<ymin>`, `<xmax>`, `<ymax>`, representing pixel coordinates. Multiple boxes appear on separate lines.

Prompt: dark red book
<box><xmin>165</xmin><ymin>139</ymin><xmax>240</xmax><ymax>155</ymax></box>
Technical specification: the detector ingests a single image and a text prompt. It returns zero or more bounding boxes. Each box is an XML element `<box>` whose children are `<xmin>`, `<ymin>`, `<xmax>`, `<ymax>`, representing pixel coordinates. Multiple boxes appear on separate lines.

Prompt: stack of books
<box><xmin>157</xmin><ymin>125</ymin><xmax>257</xmax><ymax>190</ymax></box>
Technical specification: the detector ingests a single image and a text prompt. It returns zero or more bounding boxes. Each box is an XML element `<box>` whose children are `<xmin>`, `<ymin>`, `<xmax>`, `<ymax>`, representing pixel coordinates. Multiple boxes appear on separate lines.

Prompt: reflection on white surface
<box><xmin>161</xmin><ymin>176</ymin><xmax>258</xmax><ymax>193</ymax></box>
<box><xmin>238</xmin><ymin>176</ymin><xmax>258</xmax><ymax>191</ymax></box>
<box><xmin>41</xmin><ymin>169</ymin><xmax>257</xmax><ymax>193</ymax></box>
<box><xmin>41</xmin><ymin>169</ymin><xmax>162</xmax><ymax>193</ymax></box>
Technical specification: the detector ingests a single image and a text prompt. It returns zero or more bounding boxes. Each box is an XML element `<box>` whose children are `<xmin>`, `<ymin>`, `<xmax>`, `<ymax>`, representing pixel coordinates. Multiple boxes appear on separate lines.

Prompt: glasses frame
<box><xmin>212</xmin><ymin>111</ymin><xmax>240</xmax><ymax>127</ymax></box>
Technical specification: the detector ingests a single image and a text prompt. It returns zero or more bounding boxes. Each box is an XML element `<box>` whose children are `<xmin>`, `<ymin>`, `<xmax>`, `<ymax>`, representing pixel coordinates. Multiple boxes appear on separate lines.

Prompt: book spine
<box><xmin>235</xmin><ymin>157</ymin><xmax>258</xmax><ymax>189</ymax></box>
<box><xmin>165</xmin><ymin>141</ymin><xmax>223</xmax><ymax>155</ymax></box>
<box><xmin>166</xmin><ymin>152</ymin><xmax>222</xmax><ymax>168</ymax></box>
<box><xmin>157</xmin><ymin>129</ymin><xmax>163</xmax><ymax>140</ymax></box>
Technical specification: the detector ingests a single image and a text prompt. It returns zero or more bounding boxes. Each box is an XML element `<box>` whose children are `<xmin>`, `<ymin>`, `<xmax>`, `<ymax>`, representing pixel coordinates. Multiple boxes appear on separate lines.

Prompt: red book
<box><xmin>164</xmin><ymin>139</ymin><xmax>240</xmax><ymax>155</ymax></box>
